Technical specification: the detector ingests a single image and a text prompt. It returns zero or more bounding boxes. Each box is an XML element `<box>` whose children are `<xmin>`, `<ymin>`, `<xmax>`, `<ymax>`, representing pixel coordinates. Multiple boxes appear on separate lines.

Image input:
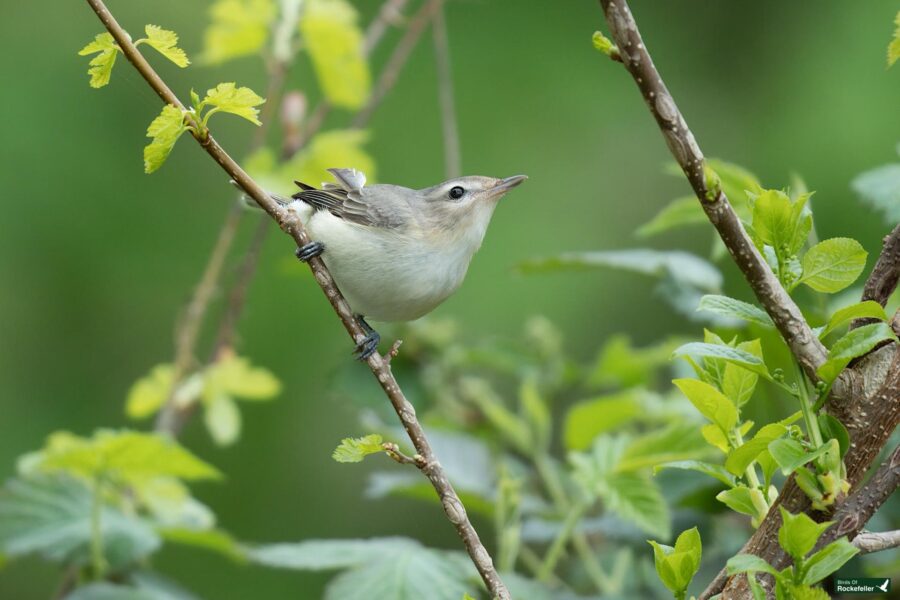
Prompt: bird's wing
<box><xmin>292</xmin><ymin>171</ymin><xmax>407</xmax><ymax>229</ymax></box>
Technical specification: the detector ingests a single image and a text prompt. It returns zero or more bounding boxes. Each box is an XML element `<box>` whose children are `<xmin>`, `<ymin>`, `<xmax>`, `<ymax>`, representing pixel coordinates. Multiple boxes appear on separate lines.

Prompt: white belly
<box><xmin>304</xmin><ymin>210</ymin><xmax>472</xmax><ymax>322</ymax></box>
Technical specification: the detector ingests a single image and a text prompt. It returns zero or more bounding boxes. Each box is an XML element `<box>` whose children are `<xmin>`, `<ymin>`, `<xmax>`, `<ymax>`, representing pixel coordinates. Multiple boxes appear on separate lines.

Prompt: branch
<box><xmin>432</xmin><ymin>2</ymin><xmax>461</xmax><ymax>178</ymax></box>
<box><xmin>84</xmin><ymin>1</ymin><xmax>508</xmax><ymax>597</ymax></box>
<box><xmin>852</xmin><ymin>224</ymin><xmax>900</xmax><ymax>329</ymax></box>
<box><xmin>853</xmin><ymin>529</ymin><xmax>900</xmax><ymax>555</ymax></box>
<box><xmin>597</xmin><ymin>0</ymin><xmax>827</xmax><ymax>381</ymax></box>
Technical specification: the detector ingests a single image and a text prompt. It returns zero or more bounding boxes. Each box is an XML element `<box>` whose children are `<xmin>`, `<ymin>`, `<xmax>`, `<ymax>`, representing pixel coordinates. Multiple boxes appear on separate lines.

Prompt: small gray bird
<box><xmin>286</xmin><ymin>168</ymin><xmax>527</xmax><ymax>358</ymax></box>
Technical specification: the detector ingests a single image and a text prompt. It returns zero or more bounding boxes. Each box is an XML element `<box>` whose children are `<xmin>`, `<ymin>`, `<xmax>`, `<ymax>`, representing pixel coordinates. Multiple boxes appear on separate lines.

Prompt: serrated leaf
<box><xmin>78</xmin><ymin>32</ymin><xmax>119</xmax><ymax>88</ymax></box>
<box><xmin>852</xmin><ymin>163</ymin><xmax>900</xmax><ymax>225</ymax></box>
<box><xmin>726</xmin><ymin>553</ymin><xmax>779</xmax><ymax>576</ymax></box>
<box><xmin>126</xmin><ymin>364</ymin><xmax>174</xmax><ymax>419</ymax></box>
<box><xmin>800</xmin><ymin>238</ymin><xmax>868</xmax><ymax>293</ymax></box>
<box><xmin>600</xmin><ymin>471</ymin><xmax>670</xmax><ymax>538</ymax></box>
<box><xmin>654</xmin><ymin>460</ymin><xmax>736</xmax><ymax>487</ymax></box>
<box><xmin>801</xmin><ymin>538</ymin><xmax>858</xmax><ymax>584</ymax></box>
<box><xmin>201</xmin><ymin>0</ymin><xmax>275</xmax><ymax>65</ymax></box>
<box><xmin>140</xmin><ymin>25</ymin><xmax>190</xmax><ymax>67</ymax></box>
<box><xmin>332</xmin><ymin>434</ymin><xmax>384</xmax><ymax>463</ymax></box>
<box><xmin>144</xmin><ymin>104</ymin><xmax>187</xmax><ymax>174</ymax></box>
<box><xmin>889</xmin><ymin>11</ymin><xmax>900</xmax><ymax>67</ymax></box>
<box><xmin>697</xmin><ymin>295</ymin><xmax>774</xmax><ymax>328</ymax></box>
<box><xmin>202</xmin><ymin>82</ymin><xmax>266</xmax><ymax>125</ymax></box>
<box><xmin>778</xmin><ymin>506</ymin><xmax>832</xmax><ymax>561</ymax></box>
<box><xmin>301</xmin><ymin>0</ymin><xmax>371</xmax><ymax>109</ymax></box>
<box><xmin>817</xmin><ymin>322</ymin><xmax>897</xmax><ymax>383</ymax></box>
<box><xmin>820</xmin><ymin>300</ymin><xmax>889</xmax><ymax>338</ymax></box>
<box><xmin>725</xmin><ymin>423</ymin><xmax>787</xmax><ymax>476</ymax></box>
<box><xmin>673</xmin><ymin>342</ymin><xmax>771</xmax><ymax>379</ymax></box>
<box><xmin>637</xmin><ymin>196</ymin><xmax>706</xmax><ymax>237</ymax></box>
<box><xmin>673</xmin><ymin>379</ymin><xmax>738</xmax><ymax>433</ymax></box>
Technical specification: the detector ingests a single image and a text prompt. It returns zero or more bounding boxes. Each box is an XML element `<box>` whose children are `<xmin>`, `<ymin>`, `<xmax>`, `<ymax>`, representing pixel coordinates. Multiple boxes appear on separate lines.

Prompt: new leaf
<box><xmin>78</xmin><ymin>32</ymin><xmax>119</xmax><ymax>88</ymax></box>
<box><xmin>144</xmin><ymin>104</ymin><xmax>187</xmax><ymax>173</ymax></box>
<box><xmin>202</xmin><ymin>83</ymin><xmax>266</xmax><ymax>126</ymax></box>
<box><xmin>139</xmin><ymin>25</ymin><xmax>190</xmax><ymax>67</ymax></box>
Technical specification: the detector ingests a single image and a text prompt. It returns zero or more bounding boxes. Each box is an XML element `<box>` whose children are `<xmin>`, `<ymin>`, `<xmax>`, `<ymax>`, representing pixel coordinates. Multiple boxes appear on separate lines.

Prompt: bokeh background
<box><xmin>1</xmin><ymin>0</ymin><xmax>898</xmax><ymax>597</ymax></box>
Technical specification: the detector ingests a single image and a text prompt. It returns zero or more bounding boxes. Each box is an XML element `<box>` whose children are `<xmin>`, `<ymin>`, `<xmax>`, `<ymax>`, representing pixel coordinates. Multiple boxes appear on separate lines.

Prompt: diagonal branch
<box><xmin>852</xmin><ymin>223</ymin><xmax>900</xmax><ymax>329</ymax></box>
<box><xmin>83</xmin><ymin>1</ymin><xmax>508</xmax><ymax>597</ymax></box>
<box><xmin>597</xmin><ymin>0</ymin><xmax>827</xmax><ymax>381</ymax></box>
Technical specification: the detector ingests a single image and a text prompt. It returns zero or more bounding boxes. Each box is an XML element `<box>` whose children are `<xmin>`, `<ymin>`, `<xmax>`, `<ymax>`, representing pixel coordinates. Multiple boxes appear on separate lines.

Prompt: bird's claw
<box><xmin>295</xmin><ymin>241</ymin><xmax>325</xmax><ymax>262</ymax></box>
<box><xmin>354</xmin><ymin>330</ymin><xmax>381</xmax><ymax>361</ymax></box>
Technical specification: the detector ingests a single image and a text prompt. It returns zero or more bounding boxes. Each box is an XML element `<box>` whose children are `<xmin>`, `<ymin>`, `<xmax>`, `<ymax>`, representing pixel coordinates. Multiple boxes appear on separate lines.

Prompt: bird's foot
<box><xmin>354</xmin><ymin>316</ymin><xmax>381</xmax><ymax>361</ymax></box>
<box><xmin>295</xmin><ymin>241</ymin><xmax>325</xmax><ymax>262</ymax></box>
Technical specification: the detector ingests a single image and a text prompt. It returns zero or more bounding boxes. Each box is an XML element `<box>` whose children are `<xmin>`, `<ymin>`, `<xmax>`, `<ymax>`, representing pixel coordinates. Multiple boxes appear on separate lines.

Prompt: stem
<box><xmin>571</xmin><ymin>530</ymin><xmax>615</xmax><ymax>592</ymax></box>
<box><xmin>734</xmin><ymin>427</ymin><xmax>762</xmax><ymax>490</ymax></box>
<box><xmin>90</xmin><ymin>476</ymin><xmax>105</xmax><ymax>579</ymax></box>
<box><xmin>538</xmin><ymin>502</ymin><xmax>586</xmax><ymax>581</ymax></box>
<box><xmin>83</xmin><ymin>2</ymin><xmax>508</xmax><ymax>596</ymax></box>
<box><xmin>794</xmin><ymin>358</ymin><xmax>823</xmax><ymax>448</ymax></box>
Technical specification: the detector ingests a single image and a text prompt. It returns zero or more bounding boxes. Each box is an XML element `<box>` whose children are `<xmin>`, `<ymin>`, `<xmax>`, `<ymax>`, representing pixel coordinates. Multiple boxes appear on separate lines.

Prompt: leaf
<box><xmin>618</xmin><ymin>422</ymin><xmax>708</xmax><ymax>471</ymax></box>
<box><xmin>799</xmin><ymin>238</ymin><xmax>868</xmax><ymax>293</ymax></box>
<box><xmin>140</xmin><ymin>25</ymin><xmax>190</xmax><ymax>67</ymax></box>
<box><xmin>697</xmin><ymin>295</ymin><xmax>774</xmax><ymax>328</ymax></box>
<box><xmin>588</xmin><ymin>334</ymin><xmax>681</xmax><ymax>388</ymax></box>
<box><xmin>725</xmin><ymin>423</ymin><xmax>787</xmax><ymax>476</ymax></box>
<box><xmin>751</xmin><ymin>189</ymin><xmax>796</xmax><ymax>253</ymax></box>
<box><xmin>722</xmin><ymin>339</ymin><xmax>763</xmax><ymax>407</ymax></box>
<box><xmin>852</xmin><ymin>163</ymin><xmax>900</xmax><ymax>225</ymax></box>
<box><xmin>701</xmin><ymin>423</ymin><xmax>730</xmax><ymax>453</ymax></box>
<box><xmin>673</xmin><ymin>342</ymin><xmax>771</xmax><ymax>379</ymax></box>
<box><xmin>817</xmin><ymin>322</ymin><xmax>898</xmax><ymax>384</ymax></box>
<box><xmin>78</xmin><ymin>32</ymin><xmax>119</xmax><ymax>88</ymax></box>
<box><xmin>248</xmin><ymin>537</ymin><xmax>418</xmax><ymax>570</ymax></box>
<box><xmin>144</xmin><ymin>104</ymin><xmax>187</xmax><ymax>174</ymax></box>
<box><xmin>890</xmin><ymin>11</ymin><xmax>900</xmax><ymax>67</ymax></box>
<box><xmin>649</xmin><ymin>540</ymin><xmax>695</xmax><ymax>595</ymax></box>
<box><xmin>126</xmin><ymin>364</ymin><xmax>174</xmax><ymax>419</ymax></box>
<box><xmin>820</xmin><ymin>301</ymin><xmax>889</xmax><ymax>338</ymax></box>
<box><xmin>66</xmin><ymin>583</ymin><xmax>163</xmax><ymax>600</ymax></box>
<box><xmin>600</xmin><ymin>471</ymin><xmax>670</xmax><ymax>538</ymax></box>
<box><xmin>0</xmin><ymin>476</ymin><xmax>159</xmax><ymax>569</ymax></box>
<box><xmin>673</xmin><ymin>379</ymin><xmax>738</xmax><ymax>433</ymax></box>
<box><xmin>160</xmin><ymin>527</ymin><xmax>245</xmax><ymax>561</ymax></box>
<box><xmin>205</xmin><ymin>355</ymin><xmax>281</xmax><ymax>401</ymax></box>
<box><xmin>301</xmin><ymin>0</ymin><xmax>371</xmax><ymax>109</ymax></box>
<box><xmin>519</xmin><ymin>378</ymin><xmax>551</xmax><ymax>449</ymax></box>
<box><xmin>332</xmin><ymin>434</ymin><xmax>384</xmax><ymax>463</ymax></box>
<box><xmin>563</xmin><ymin>391</ymin><xmax>641</xmax><ymax>450</ymax></box>
<box><xmin>726</xmin><ymin>553</ymin><xmax>779</xmax><ymax>576</ymax></box>
<box><xmin>778</xmin><ymin>506</ymin><xmax>832</xmax><ymax>561</ymax></box>
<box><xmin>201</xmin><ymin>0</ymin><xmax>275</xmax><ymax>65</ymax></box>
<box><xmin>817</xmin><ymin>414</ymin><xmax>850</xmax><ymax>458</ymax></box>
<box><xmin>204</xmin><ymin>395</ymin><xmax>241</xmax><ymax>446</ymax></box>
<box><xmin>637</xmin><ymin>196</ymin><xmax>706</xmax><ymax>237</ymax></box>
<box><xmin>801</xmin><ymin>538</ymin><xmax>859</xmax><ymax>584</ymax></box>
<box><xmin>767</xmin><ymin>438</ymin><xmax>832</xmax><ymax>475</ymax></box>
<box><xmin>460</xmin><ymin>377</ymin><xmax>532</xmax><ymax>454</ymax></box>
<box><xmin>716</xmin><ymin>486</ymin><xmax>762</xmax><ymax>517</ymax></box>
<box><xmin>201</xmin><ymin>82</ymin><xmax>266</xmax><ymax>126</ymax></box>
<box><xmin>654</xmin><ymin>460</ymin><xmax>736</xmax><ymax>487</ymax></box>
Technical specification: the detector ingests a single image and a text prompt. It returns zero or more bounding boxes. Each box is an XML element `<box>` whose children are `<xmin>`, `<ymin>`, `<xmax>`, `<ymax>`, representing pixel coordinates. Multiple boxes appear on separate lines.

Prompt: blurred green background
<box><xmin>1</xmin><ymin>0</ymin><xmax>898</xmax><ymax>597</ymax></box>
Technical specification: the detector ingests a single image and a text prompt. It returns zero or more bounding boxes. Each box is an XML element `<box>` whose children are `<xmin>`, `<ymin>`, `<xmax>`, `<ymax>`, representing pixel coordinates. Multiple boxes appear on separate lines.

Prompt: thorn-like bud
<box><xmin>591</xmin><ymin>31</ymin><xmax>620</xmax><ymax>60</ymax></box>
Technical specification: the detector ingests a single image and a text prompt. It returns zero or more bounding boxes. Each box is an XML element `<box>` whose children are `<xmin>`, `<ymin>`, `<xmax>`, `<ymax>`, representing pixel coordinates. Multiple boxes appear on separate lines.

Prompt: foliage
<box><xmin>890</xmin><ymin>11</ymin><xmax>900</xmax><ymax>67</ymax></box>
<box><xmin>332</xmin><ymin>434</ymin><xmax>385</xmax><ymax>463</ymax></box>
<box><xmin>649</xmin><ymin>527</ymin><xmax>702</xmax><ymax>600</ymax></box>
<box><xmin>851</xmin><ymin>146</ymin><xmax>900</xmax><ymax>225</ymax></box>
<box><xmin>201</xmin><ymin>0</ymin><xmax>276</xmax><ymax>65</ymax></box>
<box><xmin>79</xmin><ymin>26</ymin><xmax>189</xmax><ymax>88</ymax></box>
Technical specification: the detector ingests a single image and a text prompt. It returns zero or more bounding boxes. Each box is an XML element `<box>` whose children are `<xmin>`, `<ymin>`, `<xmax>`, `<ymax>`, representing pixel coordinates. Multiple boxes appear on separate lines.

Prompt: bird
<box><xmin>284</xmin><ymin>167</ymin><xmax>527</xmax><ymax>359</ymax></box>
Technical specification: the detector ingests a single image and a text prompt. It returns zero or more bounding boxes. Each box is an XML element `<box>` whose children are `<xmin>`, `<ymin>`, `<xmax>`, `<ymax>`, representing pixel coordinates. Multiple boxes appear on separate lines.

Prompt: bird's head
<box><xmin>417</xmin><ymin>174</ymin><xmax>527</xmax><ymax>245</ymax></box>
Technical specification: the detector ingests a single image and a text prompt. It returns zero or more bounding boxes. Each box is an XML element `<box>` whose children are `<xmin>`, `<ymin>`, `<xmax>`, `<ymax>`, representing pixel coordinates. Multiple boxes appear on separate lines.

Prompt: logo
<box><xmin>834</xmin><ymin>578</ymin><xmax>891</xmax><ymax>594</ymax></box>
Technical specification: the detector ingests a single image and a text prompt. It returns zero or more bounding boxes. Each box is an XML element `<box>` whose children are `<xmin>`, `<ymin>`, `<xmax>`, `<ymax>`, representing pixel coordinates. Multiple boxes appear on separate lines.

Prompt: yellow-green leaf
<box><xmin>332</xmin><ymin>434</ymin><xmax>384</xmax><ymax>463</ymax></box>
<box><xmin>202</xmin><ymin>82</ymin><xmax>266</xmax><ymax>126</ymax></box>
<box><xmin>78</xmin><ymin>32</ymin><xmax>119</xmax><ymax>88</ymax></box>
<box><xmin>889</xmin><ymin>11</ymin><xmax>900</xmax><ymax>67</ymax></box>
<box><xmin>205</xmin><ymin>394</ymin><xmax>242</xmax><ymax>446</ymax></box>
<box><xmin>301</xmin><ymin>0</ymin><xmax>371</xmax><ymax>109</ymax></box>
<box><xmin>144</xmin><ymin>104</ymin><xmax>187</xmax><ymax>173</ymax></box>
<box><xmin>202</xmin><ymin>0</ymin><xmax>275</xmax><ymax>65</ymax></box>
<box><xmin>205</xmin><ymin>354</ymin><xmax>282</xmax><ymax>401</ymax></box>
<box><xmin>125</xmin><ymin>363</ymin><xmax>174</xmax><ymax>419</ymax></box>
<box><xmin>140</xmin><ymin>25</ymin><xmax>190</xmax><ymax>68</ymax></box>
<box><xmin>673</xmin><ymin>378</ymin><xmax>738</xmax><ymax>434</ymax></box>
<box><xmin>799</xmin><ymin>238</ymin><xmax>867</xmax><ymax>294</ymax></box>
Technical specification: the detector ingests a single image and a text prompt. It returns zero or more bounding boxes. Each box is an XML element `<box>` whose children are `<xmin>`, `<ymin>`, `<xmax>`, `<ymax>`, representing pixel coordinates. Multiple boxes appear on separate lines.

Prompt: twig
<box><xmin>597</xmin><ymin>0</ymin><xmax>827</xmax><ymax>381</ymax></box>
<box><xmin>852</xmin><ymin>224</ymin><xmax>900</xmax><ymax>329</ymax></box>
<box><xmin>853</xmin><ymin>529</ymin><xmax>900</xmax><ymax>554</ymax></box>
<box><xmin>83</xmin><ymin>2</ymin><xmax>508</xmax><ymax>597</ymax></box>
<box><xmin>432</xmin><ymin>2</ymin><xmax>461</xmax><ymax>178</ymax></box>
<box><xmin>353</xmin><ymin>0</ymin><xmax>445</xmax><ymax>128</ymax></box>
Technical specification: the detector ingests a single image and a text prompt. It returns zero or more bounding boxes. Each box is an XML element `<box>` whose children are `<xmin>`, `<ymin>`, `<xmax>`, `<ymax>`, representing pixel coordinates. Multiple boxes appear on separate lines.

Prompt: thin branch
<box><xmin>83</xmin><ymin>1</ymin><xmax>508</xmax><ymax>597</ymax></box>
<box><xmin>853</xmin><ymin>223</ymin><xmax>900</xmax><ymax>329</ymax></box>
<box><xmin>597</xmin><ymin>0</ymin><xmax>827</xmax><ymax>381</ymax></box>
<box><xmin>854</xmin><ymin>529</ymin><xmax>900</xmax><ymax>555</ymax></box>
<box><xmin>432</xmin><ymin>2</ymin><xmax>461</xmax><ymax>178</ymax></box>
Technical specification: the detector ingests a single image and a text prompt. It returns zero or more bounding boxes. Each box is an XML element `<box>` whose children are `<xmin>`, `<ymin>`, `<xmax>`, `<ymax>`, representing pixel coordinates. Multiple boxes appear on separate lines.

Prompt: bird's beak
<box><xmin>492</xmin><ymin>174</ymin><xmax>528</xmax><ymax>196</ymax></box>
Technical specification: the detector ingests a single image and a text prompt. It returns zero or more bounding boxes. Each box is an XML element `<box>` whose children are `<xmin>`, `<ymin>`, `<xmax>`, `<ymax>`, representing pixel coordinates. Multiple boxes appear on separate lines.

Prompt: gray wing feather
<box><xmin>292</xmin><ymin>172</ymin><xmax>408</xmax><ymax>229</ymax></box>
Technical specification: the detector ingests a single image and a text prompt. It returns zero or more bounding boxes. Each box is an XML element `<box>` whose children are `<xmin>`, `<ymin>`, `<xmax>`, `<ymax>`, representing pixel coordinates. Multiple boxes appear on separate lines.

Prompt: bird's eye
<box><xmin>448</xmin><ymin>186</ymin><xmax>465</xmax><ymax>200</ymax></box>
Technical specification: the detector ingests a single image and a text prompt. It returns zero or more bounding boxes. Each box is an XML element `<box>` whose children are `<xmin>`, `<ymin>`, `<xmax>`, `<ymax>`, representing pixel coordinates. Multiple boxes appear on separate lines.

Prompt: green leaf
<box><xmin>801</xmin><ymin>538</ymin><xmax>859</xmax><ymax>584</ymax></box>
<box><xmin>201</xmin><ymin>82</ymin><xmax>266</xmax><ymax>125</ymax></box>
<box><xmin>144</xmin><ymin>104</ymin><xmax>187</xmax><ymax>174</ymax></box>
<box><xmin>747</xmin><ymin>574</ymin><xmax>767</xmax><ymax>600</ymax></box>
<box><xmin>726</xmin><ymin>553</ymin><xmax>779</xmax><ymax>576</ymax></box>
<box><xmin>588</xmin><ymin>334</ymin><xmax>681</xmax><ymax>388</ymax></box>
<box><xmin>332</xmin><ymin>434</ymin><xmax>384</xmax><ymax>463</ymax></box>
<box><xmin>78</xmin><ymin>32</ymin><xmax>119</xmax><ymax>88</ymax></box>
<box><xmin>673</xmin><ymin>378</ymin><xmax>738</xmax><ymax>433</ymax></box>
<box><xmin>852</xmin><ymin>163</ymin><xmax>900</xmax><ymax>225</ymax></box>
<box><xmin>159</xmin><ymin>527</ymin><xmax>245</xmax><ymax>562</ymax></box>
<box><xmin>649</xmin><ymin>540</ymin><xmax>689</xmax><ymax>594</ymax></box>
<box><xmin>820</xmin><ymin>301</ymin><xmax>889</xmax><ymax>338</ymax></box>
<box><xmin>767</xmin><ymin>438</ymin><xmax>832</xmax><ymax>475</ymax></box>
<box><xmin>722</xmin><ymin>339</ymin><xmax>763</xmax><ymax>407</ymax></box>
<box><xmin>799</xmin><ymin>238</ymin><xmax>868</xmax><ymax>293</ymax></box>
<box><xmin>601</xmin><ymin>471</ymin><xmax>670</xmax><ymax>538</ymax></box>
<box><xmin>697</xmin><ymin>295</ymin><xmax>774</xmax><ymax>328</ymax></box>
<box><xmin>701</xmin><ymin>423</ymin><xmax>730</xmax><ymax>453</ymax></box>
<box><xmin>673</xmin><ymin>342</ymin><xmax>771</xmax><ymax>379</ymax></box>
<box><xmin>752</xmin><ymin>189</ymin><xmax>795</xmax><ymax>252</ymax></box>
<box><xmin>817</xmin><ymin>414</ymin><xmax>850</xmax><ymax>458</ymax></box>
<box><xmin>65</xmin><ymin>583</ymin><xmax>163</xmax><ymax>600</ymax></box>
<box><xmin>591</xmin><ymin>31</ymin><xmax>618</xmax><ymax>56</ymax></box>
<box><xmin>301</xmin><ymin>0</ymin><xmax>371</xmax><ymax>109</ymax></box>
<box><xmin>205</xmin><ymin>354</ymin><xmax>281</xmax><ymax>401</ymax></box>
<box><xmin>248</xmin><ymin>537</ymin><xmax>417</xmax><ymax>570</ymax></box>
<box><xmin>783</xmin><ymin>585</ymin><xmax>831</xmax><ymax>600</ymax></box>
<box><xmin>817</xmin><ymin>322</ymin><xmax>898</xmax><ymax>384</ymax></box>
<box><xmin>0</xmin><ymin>476</ymin><xmax>160</xmax><ymax>569</ymax></box>
<box><xmin>778</xmin><ymin>507</ymin><xmax>832</xmax><ymax>561</ymax></box>
<box><xmin>757</xmin><ymin>449</ymin><xmax>779</xmax><ymax>490</ymax></box>
<box><xmin>519</xmin><ymin>378</ymin><xmax>551</xmax><ymax>450</ymax></box>
<box><xmin>563</xmin><ymin>390</ymin><xmax>641</xmax><ymax>450</ymax></box>
<box><xmin>460</xmin><ymin>378</ymin><xmax>532</xmax><ymax>454</ymax></box>
<box><xmin>725</xmin><ymin>423</ymin><xmax>787</xmax><ymax>476</ymax></box>
<box><xmin>139</xmin><ymin>25</ymin><xmax>190</xmax><ymax>67</ymax></box>
<box><xmin>618</xmin><ymin>422</ymin><xmax>708</xmax><ymax>472</ymax></box>
<box><xmin>889</xmin><ymin>11</ymin><xmax>900</xmax><ymax>67</ymax></box>
<box><xmin>654</xmin><ymin>460</ymin><xmax>736</xmax><ymax>487</ymax></box>
<box><xmin>716</xmin><ymin>486</ymin><xmax>763</xmax><ymax>518</ymax></box>
<box><xmin>201</xmin><ymin>0</ymin><xmax>275</xmax><ymax>65</ymax></box>
<box><xmin>204</xmin><ymin>394</ymin><xmax>241</xmax><ymax>446</ymax></box>
<box><xmin>637</xmin><ymin>196</ymin><xmax>706</xmax><ymax>237</ymax></box>
<box><xmin>125</xmin><ymin>364</ymin><xmax>174</xmax><ymax>419</ymax></box>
